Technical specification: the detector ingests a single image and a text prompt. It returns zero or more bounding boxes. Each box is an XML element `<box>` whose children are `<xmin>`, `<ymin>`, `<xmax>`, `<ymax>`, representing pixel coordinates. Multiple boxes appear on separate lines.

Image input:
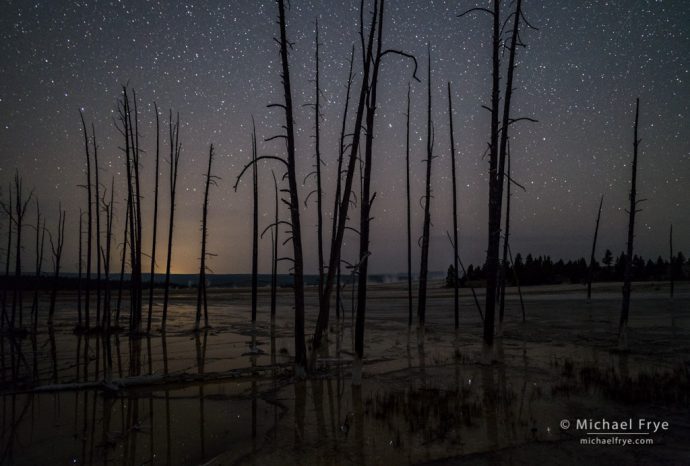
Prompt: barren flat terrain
<box><xmin>2</xmin><ymin>281</ymin><xmax>689</xmax><ymax>465</ymax></box>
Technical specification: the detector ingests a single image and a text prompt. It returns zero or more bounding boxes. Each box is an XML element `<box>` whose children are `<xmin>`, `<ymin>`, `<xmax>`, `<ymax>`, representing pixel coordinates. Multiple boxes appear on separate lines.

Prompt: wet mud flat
<box><xmin>1</xmin><ymin>281</ymin><xmax>689</xmax><ymax>465</ymax></box>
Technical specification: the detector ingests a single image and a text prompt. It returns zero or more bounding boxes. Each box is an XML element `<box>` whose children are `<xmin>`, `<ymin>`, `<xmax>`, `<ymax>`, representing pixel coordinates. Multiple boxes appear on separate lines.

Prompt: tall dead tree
<box><xmin>620</xmin><ymin>98</ymin><xmax>642</xmax><ymax>340</ymax></box>
<box><xmin>80</xmin><ymin>111</ymin><xmax>93</xmax><ymax>330</ymax></box>
<box><xmin>196</xmin><ymin>145</ymin><xmax>215</xmax><ymax>331</ymax></box>
<box><xmin>405</xmin><ymin>83</ymin><xmax>413</xmax><ymax>327</ymax></box>
<box><xmin>417</xmin><ymin>45</ymin><xmax>434</xmax><ymax>328</ymax></box>
<box><xmin>314</xmin><ymin>0</ymin><xmax>418</xmax><ymax>351</ymax></box>
<box><xmin>270</xmin><ymin>171</ymin><xmax>279</xmax><ymax>317</ymax></box>
<box><xmin>8</xmin><ymin>171</ymin><xmax>32</xmax><ymax>329</ymax></box>
<box><xmin>447</xmin><ymin>82</ymin><xmax>459</xmax><ymax>329</ymax></box>
<box><xmin>306</xmin><ymin>19</ymin><xmax>325</xmax><ymax>307</ymax></box>
<box><xmin>586</xmin><ymin>194</ymin><xmax>604</xmax><ymax>300</ymax></box>
<box><xmin>251</xmin><ymin>121</ymin><xmax>259</xmax><ymax>324</ymax></box>
<box><xmin>669</xmin><ymin>224</ymin><xmax>674</xmax><ymax>298</ymax></box>
<box><xmin>77</xmin><ymin>209</ymin><xmax>83</xmax><ymax>327</ymax></box>
<box><xmin>332</xmin><ymin>45</ymin><xmax>356</xmax><ymax>321</ymax></box>
<box><xmin>276</xmin><ymin>0</ymin><xmax>307</xmax><ymax>374</ymax></box>
<box><xmin>31</xmin><ymin>199</ymin><xmax>46</xmax><ymax>331</ymax></box>
<box><xmin>1</xmin><ymin>185</ymin><xmax>12</xmax><ymax>329</ymax></box>
<box><xmin>115</xmin><ymin>199</ymin><xmax>130</xmax><ymax>329</ymax></box>
<box><xmin>461</xmin><ymin>0</ymin><xmax>531</xmax><ymax>347</ymax></box>
<box><xmin>147</xmin><ymin>103</ymin><xmax>161</xmax><ymax>333</ymax></box>
<box><xmin>162</xmin><ymin>111</ymin><xmax>181</xmax><ymax>332</ymax></box>
<box><xmin>102</xmin><ymin>180</ymin><xmax>115</xmax><ymax>331</ymax></box>
<box><xmin>48</xmin><ymin>206</ymin><xmax>66</xmax><ymax>324</ymax></box>
<box><xmin>92</xmin><ymin>124</ymin><xmax>102</xmax><ymax>328</ymax></box>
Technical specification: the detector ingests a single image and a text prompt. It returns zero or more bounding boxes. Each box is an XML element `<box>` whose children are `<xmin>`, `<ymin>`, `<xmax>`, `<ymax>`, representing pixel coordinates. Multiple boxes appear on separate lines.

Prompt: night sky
<box><xmin>1</xmin><ymin>0</ymin><xmax>688</xmax><ymax>275</ymax></box>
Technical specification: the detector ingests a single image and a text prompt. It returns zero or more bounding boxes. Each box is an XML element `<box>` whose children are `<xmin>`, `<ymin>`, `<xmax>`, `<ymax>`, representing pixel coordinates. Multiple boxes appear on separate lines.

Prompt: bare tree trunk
<box><xmin>162</xmin><ymin>111</ymin><xmax>181</xmax><ymax>332</ymax></box>
<box><xmin>332</xmin><ymin>46</ymin><xmax>355</xmax><ymax>322</ymax></box>
<box><xmin>405</xmin><ymin>83</ymin><xmax>413</xmax><ymax>327</ymax></box>
<box><xmin>10</xmin><ymin>171</ymin><xmax>32</xmax><ymax>329</ymax></box>
<box><xmin>499</xmin><ymin>145</ymin><xmax>512</xmax><ymax>326</ymax></box>
<box><xmin>147</xmin><ymin>103</ymin><xmax>161</xmax><ymax>333</ymax></box>
<box><xmin>270</xmin><ymin>171</ymin><xmax>279</xmax><ymax>318</ymax></box>
<box><xmin>48</xmin><ymin>207</ymin><xmax>66</xmax><ymax>324</ymax></box>
<box><xmin>276</xmin><ymin>0</ymin><xmax>307</xmax><ymax>375</ymax></box>
<box><xmin>115</xmin><ymin>199</ymin><xmax>130</xmax><ymax>330</ymax></box>
<box><xmin>669</xmin><ymin>224</ymin><xmax>674</xmax><ymax>298</ymax></box>
<box><xmin>586</xmin><ymin>194</ymin><xmax>604</xmax><ymax>300</ymax></box>
<box><xmin>417</xmin><ymin>45</ymin><xmax>434</xmax><ymax>328</ymax></box>
<box><xmin>447</xmin><ymin>82</ymin><xmax>459</xmax><ymax>329</ymax></box>
<box><xmin>1</xmin><ymin>185</ymin><xmax>12</xmax><ymax>330</ymax></box>
<box><xmin>196</xmin><ymin>145</ymin><xmax>214</xmax><ymax>331</ymax></box>
<box><xmin>620</xmin><ymin>98</ymin><xmax>641</xmax><ymax>341</ymax></box>
<box><xmin>77</xmin><ymin>209</ymin><xmax>83</xmax><ymax>328</ymax></box>
<box><xmin>93</xmin><ymin>124</ymin><xmax>102</xmax><ymax>329</ymax></box>
<box><xmin>31</xmin><ymin>199</ymin><xmax>45</xmax><ymax>332</ymax></box>
<box><xmin>251</xmin><ymin>121</ymin><xmax>259</xmax><ymax>324</ymax></box>
<box><xmin>80</xmin><ymin>112</ymin><xmax>93</xmax><ymax>331</ymax></box>
<box><xmin>309</xmin><ymin>19</ymin><xmax>325</xmax><ymax>308</ymax></box>
<box><xmin>313</xmin><ymin>0</ymin><xmax>380</xmax><ymax>349</ymax></box>
<box><xmin>102</xmin><ymin>180</ymin><xmax>114</xmax><ymax>332</ymax></box>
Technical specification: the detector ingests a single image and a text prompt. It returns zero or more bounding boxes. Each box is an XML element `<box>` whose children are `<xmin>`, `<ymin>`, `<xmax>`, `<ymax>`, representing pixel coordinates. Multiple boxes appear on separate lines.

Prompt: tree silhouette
<box><xmin>162</xmin><ymin>110</ymin><xmax>181</xmax><ymax>332</ymax></box>
<box><xmin>587</xmin><ymin>195</ymin><xmax>604</xmax><ymax>300</ymax></box>
<box><xmin>196</xmin><ymin>145</ymin><xmax>216</xmax><ymax>331</ymax></box>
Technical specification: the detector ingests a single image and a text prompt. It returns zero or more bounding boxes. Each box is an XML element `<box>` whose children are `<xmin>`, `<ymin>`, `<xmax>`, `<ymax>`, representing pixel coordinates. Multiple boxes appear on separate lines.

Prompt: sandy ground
<box><xmin>1</xmin><ymin>280</ymin><xmax>689</xmax><ymax>465</ymax></box>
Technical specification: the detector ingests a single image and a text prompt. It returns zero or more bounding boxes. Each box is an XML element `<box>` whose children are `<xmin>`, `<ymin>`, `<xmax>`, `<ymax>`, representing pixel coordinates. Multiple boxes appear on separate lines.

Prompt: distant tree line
<box><xmin>453</xmin><ymin>249</ymin><xmax>688</xmax><ymax>287</ymax></box>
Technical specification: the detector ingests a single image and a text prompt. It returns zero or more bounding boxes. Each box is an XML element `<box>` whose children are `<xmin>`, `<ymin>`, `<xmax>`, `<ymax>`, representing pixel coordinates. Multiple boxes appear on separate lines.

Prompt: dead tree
<box><xmin>101</xmin><ymin>179</ymin><xmax>115</xmax><ymax>331</ymax></box>
<box><xmin>586</xmin><ymin>195</ymin><xmax>604</xmax><ymax>300</ymax></box>
<box><xmin>447</xmin><ymin>82</ymin><xmax>460</xmax><ymax>329</ymax></box>
<box><xmin>304</xmin><ymin>19</ymin><xmax>325</xmax><ymax>306</ymax></box>
<box><xmin>332</xmin><ymin>46</ymin><xmax>356</xmax><ymax>321</ymax></box>
<box><xmin>92</xmin><ymin>123</ymin><xmax>102</xmax><ymax>328</ymax></box>
<box><xmin>1</xmin><ymin>185</ymin><xmax>12</xmax><ymax>329</ymax></box>
<box><xmin>162</xmin><ymin>111</ymin><xmax>181</xmax><ymax>332</ymax></box>
<box><xmin>147</xmin><ymin>103</ymin><xmax>161</xmax><ymax>333</ymax></box>
<box><xmin>77</xmin><ymin>209</ymin><xmax>83</xmax><ymax>327</ymax></box>
<box><xmin>460</xmin><ymin>0</ymin><xmax>532</xmax><ymax>347</ymax></box>
<box><xmin>31</xmin><ymin>199</ymin><xmax>46</xmax><ymax>332</ymax></box>
<box><xmin>270</xmin><ymin>171</ymin><xmax>279</xmax><ymax>317</ymax></box>
<box><xmin>115</xmin><ymin>199</ymin><xmax>131</xmax><ymax>329</ymax></box>
<box><xmin>196</xmin><ymin>145</ymin><xmax>216</xmax><ymax>331</ymax></box>
<box><xmin>7</xmin><ymin>171</ymin><xmax>33</xmax><ymax>329</ymax></box>
<box><xmin>79</xmin><ymin>111</ymin><xmax>93</xmax><ymax>330</ymax></box>
<box><xmin>251</xmin><ymin>121</ymin><xmax>259</xmax><ymax>324</ymax></box>
<box><xmin>48</xmin><ymin>206</ymin><xmax>66</xmax><ymax>324</ymax></box>
<box><xmin>405</xmin><ymin>83</ymin><xmax>413</xmax><ymax>327</ymax></box>
<box><xmin>417</xmin><ymin>45</ymin><xmax>434</xmax><ymax>328</ymax></box>
<box><xmin>620</xmin><ymin>98</ymin><xmax>642</xmax><ymax>341</ymax></box>
<box><xmin>669</xmin><ymin>224</ymin><xmax>674</xmax><ymax>298</ymax></box>
<box><xmin>314</xmin><ymin>0</ymin><xmax>419</xmax><ymax>351</ymax></box>
<box><xmin>313</xmin><ymin>0</ymin><xmax>381</xmax><ymax>349</ymax></box>
<box><xmin>276</xmin><ymin>0</ymin><xmax>306</xmax><ymax>375</ymax></box>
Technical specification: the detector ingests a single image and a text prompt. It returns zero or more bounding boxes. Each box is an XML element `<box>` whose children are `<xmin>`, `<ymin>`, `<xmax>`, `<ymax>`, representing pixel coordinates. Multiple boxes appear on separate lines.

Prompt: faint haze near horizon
<box><xmin>0</xmin><ymin>0</ymin><xmax>688</xmax><ymax>275</ymax></box>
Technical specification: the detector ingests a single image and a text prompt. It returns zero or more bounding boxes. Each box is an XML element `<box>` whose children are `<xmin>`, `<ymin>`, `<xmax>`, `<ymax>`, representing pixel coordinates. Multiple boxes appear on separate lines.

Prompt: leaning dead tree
<box><xmin>1</xmin><ymin>185</ymin><xmax>12</xmax><ymax>330</ymax></box>
<box><xmin>331</xmin><ymin>45</ymin><xmax>355</xmax><ymax>321</ymax></box>
<box><xmin>195</xmin><ymin>145</ymin><xmax>216</xmax><ymax>331</ymax></box>
<box><xmin>270</xmin><ymin>171</ymin><xmax>280</xmax><ymax>317</ymax></box>
<box><xmin>162</xmin><ymin>110</ymin><xmax>181</xmax><ymax>332</ymax></box>
<box><xmin>460</xmin><ymin>0</ymin><xmax>533</xmax><ymax>348</ymax></box>
<box><xmin>586</xmin><ymin>194</ymin><xmax>604</xmax><ymax>300</ymax></box>
<box><xmin>620</xmin><ymin>98</ymin><xmax>642</xmax><ymax>342</ymax></box>
<box><xmin>417</xmin><ymin>45</ymin><xmax>434</xmax><ymax>329</ymax></box>
<box><xmin>92</xmin><ymin>123</ymin><xmax>102</xmax><ymax>328</ymax></box>
<box><xmin>314</xmin><ymin>0</ymin><xmax>418</xmax><ymax>352</ymax></box>
<box><xmin>101</xmin><ymin>179</ymin><xmax>115</xmax><ymax>331</ymax></box>
<box><xmin>48</xmin><ymin>205</ymin><xmax>66</xmax><ymax>325</ymax></box>
<box><xmin>447</xmin><ymin>82</ymin><xmax>460</xmax><ymax>329</ymax></box>
<box><xmin>147</xmin><ymin>102</ymin><xmax>161</xmax><ymax>333</ymax></box>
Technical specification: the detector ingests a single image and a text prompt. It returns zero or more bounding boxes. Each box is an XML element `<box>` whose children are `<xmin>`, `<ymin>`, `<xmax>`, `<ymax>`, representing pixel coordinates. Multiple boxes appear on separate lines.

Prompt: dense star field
<box><xmin>0</xmin><ymin>0</ymin><xmax>688</xmax><ymax>274</ymax></box>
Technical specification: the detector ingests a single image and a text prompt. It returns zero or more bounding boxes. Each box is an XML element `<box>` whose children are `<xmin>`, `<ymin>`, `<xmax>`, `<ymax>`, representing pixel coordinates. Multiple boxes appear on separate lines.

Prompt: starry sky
<box><xmin>0</xmin><ymin>0</ymin><xmax>688</xmax><ymax>275</ymax></box>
